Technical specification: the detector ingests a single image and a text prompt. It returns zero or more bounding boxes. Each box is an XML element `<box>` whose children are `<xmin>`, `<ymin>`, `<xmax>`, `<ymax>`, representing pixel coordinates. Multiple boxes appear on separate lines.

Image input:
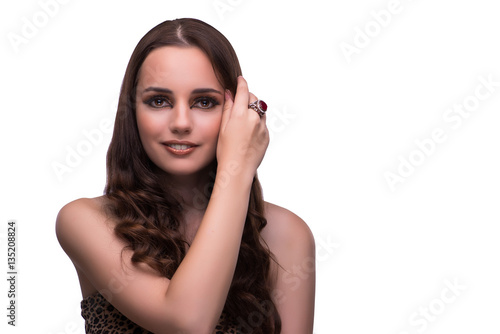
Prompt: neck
<box><xmin>158</xmin><ymin>162</ymin><xmax>216</xmax><ymax>212</ymax></box>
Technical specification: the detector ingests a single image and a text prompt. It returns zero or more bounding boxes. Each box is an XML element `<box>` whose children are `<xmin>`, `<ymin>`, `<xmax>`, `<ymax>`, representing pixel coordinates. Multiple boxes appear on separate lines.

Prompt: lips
<box><xmin>162</xmin><ymin>141</ymin><xmax>198</xmax><ymax>155</ymax></box>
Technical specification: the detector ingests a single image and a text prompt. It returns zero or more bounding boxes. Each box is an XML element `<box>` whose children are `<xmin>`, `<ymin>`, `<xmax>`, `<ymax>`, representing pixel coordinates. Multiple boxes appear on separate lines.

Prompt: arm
<box><xmin>262</xmin><ymin>203</ymin><xmax>316</xmax><ymax>334</ymax></box>
<box><xmin>170</xmin><ymin>76</ymin><xmax>269</xmax><ymax>329</ymax></box>
<box><xmin>56</xmin><ymin>76</ymin><xmax>269</xmax><ymax>334</ymax></box>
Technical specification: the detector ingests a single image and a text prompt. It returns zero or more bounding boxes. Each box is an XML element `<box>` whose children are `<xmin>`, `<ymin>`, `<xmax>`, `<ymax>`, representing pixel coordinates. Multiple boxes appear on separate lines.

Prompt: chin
<box><xmin>155</xmin><ymin>160</ymin><xmax>217</xmax><ymax>177</ymax></box>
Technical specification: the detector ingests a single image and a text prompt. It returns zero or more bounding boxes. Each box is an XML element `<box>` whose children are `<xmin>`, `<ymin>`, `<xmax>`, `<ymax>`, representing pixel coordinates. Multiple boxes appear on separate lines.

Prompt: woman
<box><xmin>56</xmin><ymin>18</ymin><xmax>315</xmax><ymax>334</ymax></box>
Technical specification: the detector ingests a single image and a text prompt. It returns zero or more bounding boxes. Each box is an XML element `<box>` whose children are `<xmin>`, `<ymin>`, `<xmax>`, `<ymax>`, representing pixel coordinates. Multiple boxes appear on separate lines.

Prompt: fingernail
<box><xmin>225</xmin><ymin>89</ymin><xmax>232</xmax><ymax>100</ymax></box>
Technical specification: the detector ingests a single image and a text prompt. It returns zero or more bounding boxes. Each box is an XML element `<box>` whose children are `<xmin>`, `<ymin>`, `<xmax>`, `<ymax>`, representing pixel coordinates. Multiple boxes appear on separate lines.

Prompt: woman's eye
<box><xmin>146</xmin><ymin>96</ymin><xmax>171</xmax><ymax>108</ymax></box>
<box><xmin>193</xmin><ymin>97</ymin><xmax>218</xmax><ymax>109</ymax></box>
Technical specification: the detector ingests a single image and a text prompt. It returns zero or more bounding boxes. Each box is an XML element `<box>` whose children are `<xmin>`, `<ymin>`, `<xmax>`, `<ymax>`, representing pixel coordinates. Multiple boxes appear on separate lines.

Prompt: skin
<box><xmin>56</xmin><ymin>46</ymin><xmax>315</xmax><ymax>334</ymax></box>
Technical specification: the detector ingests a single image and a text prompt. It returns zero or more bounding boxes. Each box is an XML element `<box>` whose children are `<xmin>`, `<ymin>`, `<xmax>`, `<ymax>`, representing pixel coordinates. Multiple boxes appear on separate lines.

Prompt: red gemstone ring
<box><xmin>248</xmin><ymin>100</ymin><xmax>267</xmax><ymax>117</ymax></box>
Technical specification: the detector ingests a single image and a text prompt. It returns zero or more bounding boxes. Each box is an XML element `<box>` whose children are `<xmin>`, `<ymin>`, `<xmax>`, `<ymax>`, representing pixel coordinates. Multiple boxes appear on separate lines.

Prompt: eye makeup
<box><xmin>140</xmin><ymin>87</ymin><xmax>222</xmax><ymax>110</ymax></box>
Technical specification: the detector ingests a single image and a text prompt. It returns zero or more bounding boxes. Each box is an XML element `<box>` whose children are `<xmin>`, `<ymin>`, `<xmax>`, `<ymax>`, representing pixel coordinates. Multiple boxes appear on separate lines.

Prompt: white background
<box><xmin>1</xmin><ymin>0</ymin><xmax>499</xmax><ymax>333</ymax></box>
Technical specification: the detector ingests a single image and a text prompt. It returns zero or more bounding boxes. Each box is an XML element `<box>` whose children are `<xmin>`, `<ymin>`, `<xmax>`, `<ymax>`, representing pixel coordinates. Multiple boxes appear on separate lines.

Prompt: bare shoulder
<box><xmin>261</xmin><ymin>201</ymin><xmax>315</xmax><ymax>259</ymax></box>
<box><xmin>56</xmin><ymin>196</ymin><xmax>108</xmax><ymax>233</ymax></box>
<box><xmin>261</xmin><ymin>202</ymin><xmax>316</xmax><ymax>332</ymax></box>
<box><xmin>55</xmin><ymin>196</ymin><xmax>115</xmax><ymax>262</ymax></box>
<box><xmin>57</xmin><ymin>196</ymin><xmax>108</xmax><ymax>218</ymax></box>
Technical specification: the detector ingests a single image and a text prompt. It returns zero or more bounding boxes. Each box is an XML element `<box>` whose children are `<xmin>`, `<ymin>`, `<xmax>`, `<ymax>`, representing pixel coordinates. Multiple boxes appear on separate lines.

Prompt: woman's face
<box><xmin>135</xmin><ymin>46</ymin><xmax>224</xmax><ymax>178</ymax></box>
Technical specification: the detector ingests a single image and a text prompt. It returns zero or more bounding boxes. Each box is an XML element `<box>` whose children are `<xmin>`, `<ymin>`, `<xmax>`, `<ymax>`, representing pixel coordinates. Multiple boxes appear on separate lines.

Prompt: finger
<box><xmin>220</xmin><ymin>89</ymin><xmax>233</xmax><ymax>130</ymax></box>
<box><xmin>248</xmin><ymin>92</ymin><xmax>258</xmax><ymax>105</ymax></box>
<box><xmin>233</xmin><ymin>76</ymin><xmax>249</xmax><ymax>116</ymax></box>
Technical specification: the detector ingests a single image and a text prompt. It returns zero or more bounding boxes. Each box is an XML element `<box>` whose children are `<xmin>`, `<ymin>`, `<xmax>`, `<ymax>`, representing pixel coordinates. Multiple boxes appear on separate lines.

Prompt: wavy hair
<box><xmin>103</xmin><ymin>18</ymin><xmax>281</xmax><ymax>333</ymax></box>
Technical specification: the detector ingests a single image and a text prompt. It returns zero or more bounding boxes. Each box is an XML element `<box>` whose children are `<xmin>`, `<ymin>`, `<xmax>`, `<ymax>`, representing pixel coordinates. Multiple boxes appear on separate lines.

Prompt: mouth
<box><xmin>166</xmin><ymin>144</ymin><xmax>192</xmax><ymax>150</ymax></box>
<box><xmin>162</xmin><ymin>141</ymin><xmax>198</xmax><ymax>155</ymax></box>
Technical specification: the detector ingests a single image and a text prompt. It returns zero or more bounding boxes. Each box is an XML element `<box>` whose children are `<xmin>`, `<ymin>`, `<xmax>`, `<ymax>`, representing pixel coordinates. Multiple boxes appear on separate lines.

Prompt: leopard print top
<box><xmin>81</xmin><ymin>292</ymin><xmax>241</xmax><ymax>333</ymax></box>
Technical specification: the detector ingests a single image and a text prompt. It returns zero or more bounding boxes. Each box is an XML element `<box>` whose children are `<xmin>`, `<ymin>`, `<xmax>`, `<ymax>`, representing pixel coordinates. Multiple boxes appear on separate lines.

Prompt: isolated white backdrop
<box><xmin>1</xmin><ymin>0</ymin><xmax>499</xmax><ymax>333</ymax></box>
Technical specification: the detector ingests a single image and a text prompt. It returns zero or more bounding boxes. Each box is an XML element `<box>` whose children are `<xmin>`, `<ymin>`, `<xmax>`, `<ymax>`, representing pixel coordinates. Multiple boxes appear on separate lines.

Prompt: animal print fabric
<box><xmin>81</xmin><ymin>292</ymin><xmax>241</xmax><ymax>333</ymax></box>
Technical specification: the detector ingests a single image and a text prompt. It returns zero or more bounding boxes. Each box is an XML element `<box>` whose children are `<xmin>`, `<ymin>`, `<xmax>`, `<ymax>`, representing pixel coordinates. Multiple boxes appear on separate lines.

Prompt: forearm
<box><xmin>161</xmin><ymin>76</ymin><xmax>267</xmax><ymax>332</ymax></box>
<box><xmin>165</xmin><ymin>167</ymin><xmax>253</xmax><ymax>330</ymax></box>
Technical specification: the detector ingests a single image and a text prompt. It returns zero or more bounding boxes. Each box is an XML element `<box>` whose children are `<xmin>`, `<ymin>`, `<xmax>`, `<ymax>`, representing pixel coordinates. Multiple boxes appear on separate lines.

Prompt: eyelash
<box><xmin>144</xmin><ymin>96</ymin><xmax>220</xmax><ymax>110</ymax></box>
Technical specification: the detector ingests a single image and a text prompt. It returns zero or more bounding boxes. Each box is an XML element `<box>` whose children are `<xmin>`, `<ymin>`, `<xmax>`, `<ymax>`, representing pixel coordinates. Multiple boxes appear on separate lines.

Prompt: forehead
<box><xmin>136</xmin><ymin>46</ymin><xmax>221</xmax><ymax>91</ymax></box>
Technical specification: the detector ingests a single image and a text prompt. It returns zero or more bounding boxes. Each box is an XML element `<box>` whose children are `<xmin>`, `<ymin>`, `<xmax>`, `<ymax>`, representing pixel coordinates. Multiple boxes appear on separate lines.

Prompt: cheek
<box><xmin>136</xmin><ymin>111</ymin><xmax>161</xmax><ymax>141</ymax></box>
<box><xmin>204</xmin><ymin>115</ymin><xmax>222</xmax><ymax>141</ymax></box>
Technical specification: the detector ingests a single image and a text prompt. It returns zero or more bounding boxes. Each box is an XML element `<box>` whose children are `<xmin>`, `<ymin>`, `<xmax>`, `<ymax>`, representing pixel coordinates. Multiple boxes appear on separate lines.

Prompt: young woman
<box><xmin>56</xmin><ymin>18</ymin><xmax>315</xmax><ymax>334</ymax></box>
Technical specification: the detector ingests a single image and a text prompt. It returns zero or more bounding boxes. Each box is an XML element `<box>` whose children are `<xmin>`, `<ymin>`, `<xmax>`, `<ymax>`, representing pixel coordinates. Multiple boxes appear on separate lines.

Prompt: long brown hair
<box><xmin>104</xmin><ymin>18</ymin><xmax>281</xmax><ymax>333</ymax></box>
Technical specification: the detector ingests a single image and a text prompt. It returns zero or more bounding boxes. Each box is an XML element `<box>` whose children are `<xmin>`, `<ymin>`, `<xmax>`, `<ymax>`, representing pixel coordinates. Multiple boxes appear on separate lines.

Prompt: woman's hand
<box><xmin>216</xmin><ymin>76</ymin><xmax>269</xmax><ymax>180</ymax></box>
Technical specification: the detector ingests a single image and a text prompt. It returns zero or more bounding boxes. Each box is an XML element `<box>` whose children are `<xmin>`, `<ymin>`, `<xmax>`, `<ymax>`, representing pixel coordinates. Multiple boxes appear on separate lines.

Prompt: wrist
<box><xmin>216</xmin><ymin>160</ymin><xmax>256</xmax><ymax>185</ymax></box>
<box><xmin>214</xmin><ymin>161</ymin><xmax>254</xmax><ymax>194</ymax></box>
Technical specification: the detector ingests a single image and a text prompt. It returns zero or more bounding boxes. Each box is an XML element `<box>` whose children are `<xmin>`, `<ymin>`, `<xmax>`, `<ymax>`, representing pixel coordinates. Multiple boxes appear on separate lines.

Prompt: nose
<box><xmin>169</xmin><ymin>102</ymin><xmax>193</xmax><ymax>134</ymax></box>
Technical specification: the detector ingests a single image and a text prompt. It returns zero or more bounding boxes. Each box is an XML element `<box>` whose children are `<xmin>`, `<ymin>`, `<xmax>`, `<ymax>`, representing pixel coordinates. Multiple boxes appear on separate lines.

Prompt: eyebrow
<box><xmin>142</xmin><ymin>87</ymin><xmax>223</xmax><ymax>95</ymax></box>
